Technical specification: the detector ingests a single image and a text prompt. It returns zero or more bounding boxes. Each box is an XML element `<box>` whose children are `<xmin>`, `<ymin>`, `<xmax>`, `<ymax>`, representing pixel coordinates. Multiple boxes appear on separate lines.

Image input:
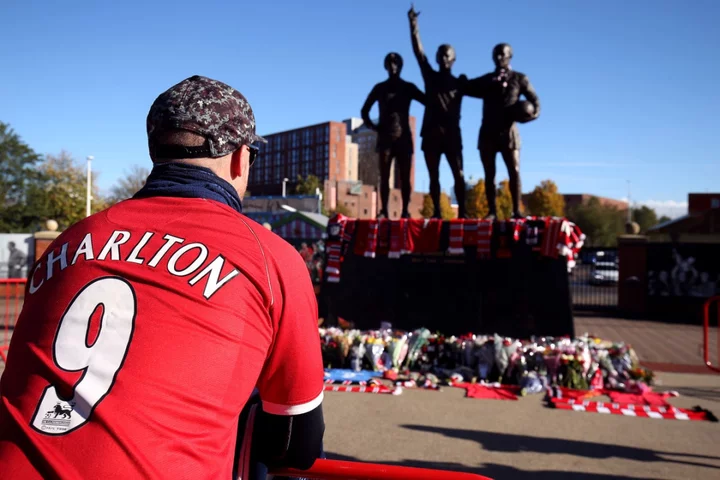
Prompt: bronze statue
<box><xmin>361</xmin><ymin>52</ymin><xmax>426</xmax><ymax>219</ymax></box>
<box><xmin>464</xmin><ymin>43</ymin><xmax>540</xmax><ymax>219</ymax></box>
<box><xmin>408</xmin><ymin>5</ymin><xmax>467</xmax><ymax>218</ymax></box>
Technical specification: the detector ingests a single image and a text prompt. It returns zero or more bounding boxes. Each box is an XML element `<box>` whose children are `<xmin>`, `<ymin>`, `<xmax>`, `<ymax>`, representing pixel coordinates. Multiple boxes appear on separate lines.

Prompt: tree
<box><xmin>25</xmin><ymin>151</ymin><xmax>107</xmax><ymax>230</ymax></box>
<box><xmin>329</xmin><ymin>203</ymin><xmax>353</xmax><ymax>217</ymax></box>
<box><xmin>526</xmin><ymin>179</ymin><xmax>565</xmax><ymax>217</ymax></box>
<box><xmin>294</xmin><ymin>174</ymin><xmax>333</xmax><ymax>216</ymax></box>
<box><xmin>496</xmin><ymin>180</ymin><xmax>517</xmax><ymax>220</ymax></box>
<box><xmin>465</xmin><ymin>178</ymin><xmax>489</xmax><ymax>219</ymax></box>
<box><xmin>0</xmin><ymin>122</ymin><xmax>43</xmax><ymax>232</ymax></box>
<box><xmin>107</xmin><ymin>165</ymin><xmax>149</xmax><ymax>204</ymax></box>
<box><xmin>566</xmin><ymin>196</ymin><xmax>625</xmax><ymax>247</ymax></box>
<box><xmin>420</xmin><ymin>193</ymin><xmax>454</xmax><ymax>220</ymax></box>
<box><xmin>294</xmin><ymin>174</ymin><xmax>322</xmax><ymax>195</ymax></box>
<box><xmin>658</xmin><ymin>215</ymin><xmax>671</xmax><ymax>224</ymax></box>
<box><xmin>631</xmin><ymin>205</ymin><xmax>659</xmax><ymax>233</ymax></box>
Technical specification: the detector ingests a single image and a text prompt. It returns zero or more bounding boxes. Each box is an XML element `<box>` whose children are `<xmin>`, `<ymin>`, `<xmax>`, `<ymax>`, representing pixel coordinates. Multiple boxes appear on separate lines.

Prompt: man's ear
<box><xmin>230</xmin><ymin>146</ymin><xmax>245</xmax><ymax>179</ymax></box>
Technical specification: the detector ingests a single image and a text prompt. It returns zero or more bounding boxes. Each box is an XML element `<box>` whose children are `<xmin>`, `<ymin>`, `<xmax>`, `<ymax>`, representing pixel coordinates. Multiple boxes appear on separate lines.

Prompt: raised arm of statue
<box><xmin>521</xmin><ymin>75</ymin><xmax>541</xmax><ymax>119</ymax></box>
<box><xmin>360</xmin><ymin>85</ymin><xmax>379</xmax><ymax>131</ymax></box>
<box><xmin>408</xmin><ymin>5</ymin><xmax>431</xmax><ymax>74</ymax></box>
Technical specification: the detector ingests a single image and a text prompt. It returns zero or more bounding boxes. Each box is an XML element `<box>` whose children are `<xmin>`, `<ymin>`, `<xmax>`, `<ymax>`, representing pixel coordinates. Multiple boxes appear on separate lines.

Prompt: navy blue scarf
<box><xmin>133</xmin><ymin>162</ymin><xmax>243</xmax><ymax>213</ymax></box>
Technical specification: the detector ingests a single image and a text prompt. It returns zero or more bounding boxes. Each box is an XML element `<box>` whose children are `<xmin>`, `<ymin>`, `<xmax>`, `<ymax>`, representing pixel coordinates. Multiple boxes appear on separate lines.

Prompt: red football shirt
<box><xmin>0</xmin><ymin>197</ymin><xmax>324</xmax><ymax>479</ymax></box>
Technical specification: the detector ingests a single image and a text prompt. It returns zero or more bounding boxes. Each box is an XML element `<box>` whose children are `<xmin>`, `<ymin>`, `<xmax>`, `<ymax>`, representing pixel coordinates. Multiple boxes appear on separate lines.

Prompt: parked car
<box><xmin>590</xmin><ymin>261</ymin><xmax>619</xmax><ymax>285</ymax></box>
<box><xmin>591</xmin><ymin>250</ymin><xmax>618</xmax><ymax>265</ymax></box>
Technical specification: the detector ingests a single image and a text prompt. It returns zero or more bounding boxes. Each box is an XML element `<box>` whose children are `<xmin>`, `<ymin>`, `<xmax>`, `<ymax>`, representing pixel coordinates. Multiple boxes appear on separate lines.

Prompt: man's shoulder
<box><xmin>238</xmin><ymin>217</ymin><xmax>305</xmax><ymax>266</ymax></box>
<box><xmin>475</xmin><ymin>72</ymin><xmax>495</xmax><ymax>82</ymax></box>
<box><xmin>400</xmin><ymin>79</ymin><xmax>420</xmax><ymax>89</ymax></box>
<box><xmin>512</xmin><ymin>71</ymin><xmax>529</xmax><ymax>82</ymax></box>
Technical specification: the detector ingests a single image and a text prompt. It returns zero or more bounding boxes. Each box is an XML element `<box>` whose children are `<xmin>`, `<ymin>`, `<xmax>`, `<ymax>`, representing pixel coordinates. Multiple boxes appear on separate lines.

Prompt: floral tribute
<box><xmin>319</xmin><ymin>326</ymin><xmax>655</xmax><ymax>394</ymax></box>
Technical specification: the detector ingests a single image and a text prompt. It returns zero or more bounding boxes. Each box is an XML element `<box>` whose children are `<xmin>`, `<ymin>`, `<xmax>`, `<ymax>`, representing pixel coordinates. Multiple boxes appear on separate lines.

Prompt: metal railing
<box><xmin>1</xmin><ymin>279</ymin><xmax>26</xmax><ymax>364</ymax></box>
<box><xmin>570</xmin><ymin>247</ymin><xmax>618</xmax><ymax>311</ymax></box>
<box><xmin>704</xmin><ymin>296</ymin><xmax>720</xmax><ymax>373</ymax></box>
<box><xmin>270</xmin><ymin>459</ymin><xmax>491</xmax><ymax>479</ymax></box>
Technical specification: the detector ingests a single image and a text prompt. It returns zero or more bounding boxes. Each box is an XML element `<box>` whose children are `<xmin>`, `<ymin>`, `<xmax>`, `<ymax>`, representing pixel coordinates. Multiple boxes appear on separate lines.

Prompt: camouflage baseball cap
<box><xmin>147</xmin><ymin>75</ymin><xmax>266</xmax><ymax>160</ymax></box>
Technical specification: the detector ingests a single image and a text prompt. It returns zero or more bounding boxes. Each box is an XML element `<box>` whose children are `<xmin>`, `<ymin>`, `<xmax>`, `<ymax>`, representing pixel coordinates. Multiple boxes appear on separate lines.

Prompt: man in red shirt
<box><xmin>0</xmin><ymin>75</ymin><xmax>325</xmax><ymax>479</ymax></box>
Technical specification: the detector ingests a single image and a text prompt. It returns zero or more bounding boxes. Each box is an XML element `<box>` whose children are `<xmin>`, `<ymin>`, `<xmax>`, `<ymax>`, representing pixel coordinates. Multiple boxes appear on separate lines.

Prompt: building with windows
<box><xmin>248</xmin><ymin>117</ymin><xmax>422</xmax><ymax>219</ymax></box>
<box><xmin>343</xmin><ymin>117</ymin><xmax>417</xmax><ymax>192</ymax></box>
<box><xmin>249</xmin><ymin>121</ymin><xmax>357</xmax><ymax>196</ymax></box>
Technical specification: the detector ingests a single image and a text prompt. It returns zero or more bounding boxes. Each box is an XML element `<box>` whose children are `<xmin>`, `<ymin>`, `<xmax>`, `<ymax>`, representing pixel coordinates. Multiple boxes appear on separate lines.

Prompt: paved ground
<box><xmin>1</xmin><ymin>300</ymin><xmax>719</xmax><ymax>479</ymax></box>
<box><xmin>322</xmin><ymin>371</ymin><xmax>720</xmax><ymax>480</ymax></box>
<box><xmin>575</xmin><ymin>314</ymin><xmax>718</xmax><ymax>373</ymax></box>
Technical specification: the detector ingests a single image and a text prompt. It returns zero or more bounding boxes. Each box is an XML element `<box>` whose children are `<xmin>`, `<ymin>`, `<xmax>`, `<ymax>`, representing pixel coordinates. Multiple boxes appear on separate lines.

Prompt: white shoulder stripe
<box><xmin>262</xmin><ymin>391</ymin><xmax>324</xmax><ymax>416</ymax></box>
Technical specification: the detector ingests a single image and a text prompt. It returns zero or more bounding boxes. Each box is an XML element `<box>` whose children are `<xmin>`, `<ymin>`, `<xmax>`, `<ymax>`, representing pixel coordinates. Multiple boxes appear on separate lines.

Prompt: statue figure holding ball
<box><xmin>465</xmin><ymin>43</ymin><xmax>540</xmax><ymax>219</ymax></box>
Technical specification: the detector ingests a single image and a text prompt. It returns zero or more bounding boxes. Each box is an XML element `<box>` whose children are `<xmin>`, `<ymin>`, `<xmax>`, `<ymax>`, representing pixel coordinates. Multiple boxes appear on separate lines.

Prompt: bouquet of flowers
<box><xmin>365</xmin><ymin>336</ymin><xmax>386</xmax><ymax>371</ymax></box>
<box><xmin>404</xmin><ymin>328</ymin><xmax>431</xmax><ymax>369</ymax></box>
<box><xmin>387</xmin><ymin>334</ymin><xmax>409</xmax><ymax>369</ymax></box>
<box><xmin>317</xmin><ymin>326</ymin><xmax>654</xmax><ymax>393</ymax></box>
<box><xmin>475</xmin><ymin>339</ymin><xmax>496</xmax><ymax>381</ymax></box>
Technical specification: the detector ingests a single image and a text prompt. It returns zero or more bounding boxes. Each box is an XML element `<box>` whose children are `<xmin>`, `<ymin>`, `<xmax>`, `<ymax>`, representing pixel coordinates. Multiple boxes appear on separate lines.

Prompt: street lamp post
<box><xmin>282</xmin><ymin>177</ymin><xmax>289</xmax><ymax>198</ymax></box>
<box><xmin>86</xmin><ymin>156</ymin><xmax>94</xmax><ymax>217</ymax></box>
<box><xmin>316</xmin><ymin>187</ymin><xmax>323</xmax><ymax>214</ymax></box>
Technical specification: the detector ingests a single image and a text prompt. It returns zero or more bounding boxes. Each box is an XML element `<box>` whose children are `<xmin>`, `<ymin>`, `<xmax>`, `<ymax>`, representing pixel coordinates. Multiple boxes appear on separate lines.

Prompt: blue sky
<box><xmin>2</xmin><ymin>0</ymin><xmax>718</xmax><ymax>218</ymax></box>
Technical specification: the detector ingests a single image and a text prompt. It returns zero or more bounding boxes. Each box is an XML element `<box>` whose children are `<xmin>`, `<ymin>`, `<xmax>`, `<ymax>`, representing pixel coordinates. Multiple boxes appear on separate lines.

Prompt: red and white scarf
<box><xmin>388</xmin><ymin>219</ymin><xmax>412</xmax><ymax>259</ymax></box>
<box><xmin>447</xmin><ymin>219</ymin><xmax>465</xmax><ymax>255</ymax></box>
<box><xmin>476</xmin><ymin>220</ymin><xmax>493</xmax><ymax>258</ymax></box>
<box><xmin>541</xmin><ymin>217</ymin><xmax>565</xmax><ymax>258</ymax></box>
<box><xmin>363</xmin><ymin>219</ymin><xmax>379</xmax><ymax>258</ymax></box>
<box><xmin>325</xmin><ymin>215</ymin><xmax>348</xmax><ymax>283</ymax></box>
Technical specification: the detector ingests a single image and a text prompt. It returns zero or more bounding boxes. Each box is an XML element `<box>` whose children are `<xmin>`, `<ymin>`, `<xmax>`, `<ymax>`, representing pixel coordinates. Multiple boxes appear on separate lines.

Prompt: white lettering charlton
<box><xmin>28</xmin><ymin>230</ymin><xmax>239</xmax><ymax>300</ymax></box>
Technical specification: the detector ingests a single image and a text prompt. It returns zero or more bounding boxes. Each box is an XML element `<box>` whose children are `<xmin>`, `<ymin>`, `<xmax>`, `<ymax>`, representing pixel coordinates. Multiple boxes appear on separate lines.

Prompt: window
<box><xmin>363</xmin><ymin>209</ymin><xmax>368</xmax><ymax>215</ymax></box>
<box><xmin>301</xmin><ymin>153</ymin><xmax>310</xmax><ymax>176</ymax></box>
<box><xmin>290</xmin><ymin>150</ymin><xmax>299</xmax><ymax>178</ymax></box>
<box><xmin>324</xmin><ymin>125</ymin><xmax>329</xmax><ymax>142</ymax></box>
<box><xmin>323</xmin><ymin>145</ymin><xmax>329</xmax><ymax>159</ymax></box>
<box><xmin>292</xmin><ymin>132</ymin><xmax>299</xmax><ymax>148</ymax></box>
<box><xmin>274</xmin><ymin>153</ymin><xmax>282</xmax><ymax>182</ymax></box>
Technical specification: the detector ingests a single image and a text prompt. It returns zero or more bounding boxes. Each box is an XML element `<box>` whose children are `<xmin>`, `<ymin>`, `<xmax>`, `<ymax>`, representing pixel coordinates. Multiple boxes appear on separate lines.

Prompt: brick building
<box><xmin>325</xmin><ymin>180</ymin><xmax>426</xmax><ymax>219</ymax></box>
<box><xmin>561</xmin><ymin>194</ymin><xmax>628</xmax><ymax>211</ymax></box>
<box><xmin>343</xmin><ymin>117</ymin><xmax>417</xmax><ymax>192</ymax></box>
<box><xmin>249</xmin><ymin>117</ymin><xmax>422</xmax><ymax>219</ymax></box>
<box><xmin>248</xmin><ymin>121</ymin><xmax>356</xmax><ymax>196</ymax></box>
